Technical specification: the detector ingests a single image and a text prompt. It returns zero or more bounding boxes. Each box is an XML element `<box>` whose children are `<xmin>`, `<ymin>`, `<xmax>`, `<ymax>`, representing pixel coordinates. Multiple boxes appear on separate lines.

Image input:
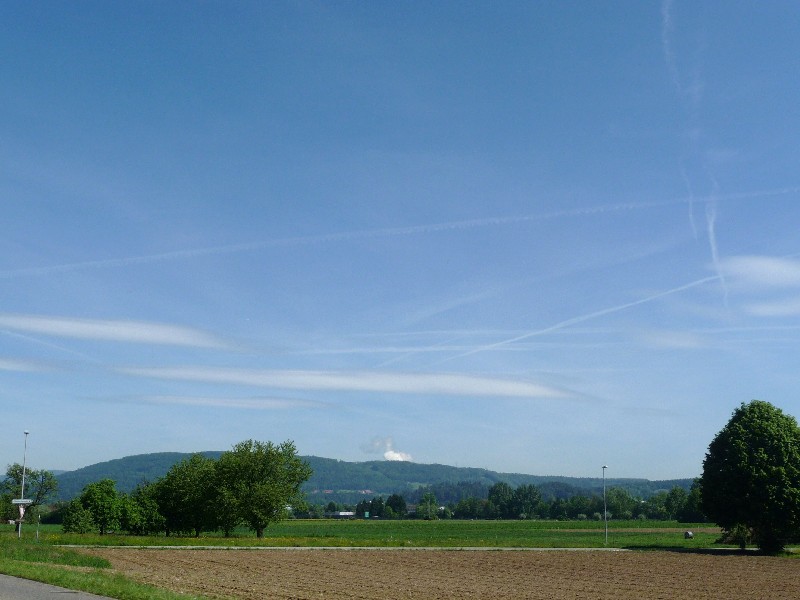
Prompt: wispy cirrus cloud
<box><xmin>639</xmin><ymin>330</ymin><xmax>707</xmax><ymax>350</ymax></box>
<box><xmin>0</xmin><ymin>313</ymin><xmax>228</xmax><ymax>348</ymax></box>
<box><xmin>745</xmin><ymin>299</ymin><xmax>800</xmax><ymax>318</ymax></box>
<box><xmin>0</xmin><ymin>357</ymin><xmax>49</xmax><ymax>372</ymax></box>
<box><xmin>714</xmin><ymin>255</ymin><xmax>800</xmax><ymax>317</ymax></box>
<box><xmin>119</xmin><ymin>366</ymin><xmax>568</xmax><ymax>399</ymax></box>
<box><xmin>717</xmin><ymin>256</ymin><xmax>800</xmax><ymax>289</ymax></box>
<box><xmin>139</xmin><ymin>395</ymin><xmax>329</xmax><ymax>410</ymax></box>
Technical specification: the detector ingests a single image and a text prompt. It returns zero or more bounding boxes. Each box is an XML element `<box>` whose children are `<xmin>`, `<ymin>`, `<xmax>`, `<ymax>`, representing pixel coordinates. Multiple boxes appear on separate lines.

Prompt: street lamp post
<box><xmin>18</xmin><ymin>431</ymin><xmax>30</xmax><ymax>539</ymax></box>
<box><xmin>602</xmin><ymin>465</ymin><xmax>608</xmax><ymax>545</ymax></box>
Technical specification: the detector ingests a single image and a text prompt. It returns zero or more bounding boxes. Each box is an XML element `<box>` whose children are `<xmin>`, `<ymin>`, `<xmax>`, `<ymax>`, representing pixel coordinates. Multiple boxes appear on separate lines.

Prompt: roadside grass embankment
<box><xmin>0</xmin><ymin>525</ymin><xmax>213</xmax><ymax>600</ymax></box>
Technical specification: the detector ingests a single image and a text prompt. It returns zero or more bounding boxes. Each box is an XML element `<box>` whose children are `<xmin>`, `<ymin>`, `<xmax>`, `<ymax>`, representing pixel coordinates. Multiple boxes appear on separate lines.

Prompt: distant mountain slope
<box><xmin>54</xmin><ymin>452</ymin><xmax>695</xmax><ymax>502</ymax></box>
<box><xmin>55</xmin><ymin>451</ymin><xmax>222</xmax><ymax>500</ymax></box>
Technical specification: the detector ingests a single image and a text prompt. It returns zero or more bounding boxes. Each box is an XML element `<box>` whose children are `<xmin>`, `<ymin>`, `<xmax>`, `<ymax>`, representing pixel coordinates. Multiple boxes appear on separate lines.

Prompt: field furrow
<box><xmin>81</xmin><ymin>548</ymin><xmax>800</xmax><ymax>600</ymax></box>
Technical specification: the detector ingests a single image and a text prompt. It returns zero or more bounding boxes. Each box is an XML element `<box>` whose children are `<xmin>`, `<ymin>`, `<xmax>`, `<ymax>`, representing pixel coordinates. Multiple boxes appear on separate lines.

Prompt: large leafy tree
<box><xmin>605</xmin><ymin>487</ymin><xmax>637</xmax><ymax>520</ymax></box>
<box><xmin>78</xmin><ymin>479</ymin><xmax>121</xmax><ymax>535</ymax></box>
<box><xmin>386</xmin><ymin>493</ymin><xmax>407</xmax><ymax>518</ymax></box>
<box><xmin>664</xmin><ymin>486</ymin><xmax>689</xmax><ymax>520</ymax></box>
<box><xmin>676</xmin><ymin>480</ymin><xmax>707</xmax><ymax>523</ymax></box>
<box><xmin>61</xmin><ymin>497</ymin><xmax>96</xmax><ymax>534</ymax></box>
<box><xmin>512</xmin><ymin>484</ymin><xmax>542</xmax><ymax>520</ymax></box>
<box><xmin>486</xmin><ymin>482</ymin><xmax>515</xmax><ymax>519</ymax></box>
<box><xmin>417</xmin><ymin>491</ymin><xmax>439</xmax><ymax>520</ymax></box>
<box><xmin>121</xmin><ymin>482</ymin><xmax>166</xmax><ymax>536</ymax></box>
<box><xmin>154</xmin><ymin>454</ymin><xmax>217</xmax><ymax>537</ymax></box>
<box><xmin>215</xmin><ymin>440</ymin><xmax>312</xmax><ymax>538</ymax></box>
<box><xmin>1</xmin><ymin>463</ymin><xmax>58</xmax><ymax>528</ymax></box>
<box><xmin>700</xmin><ymin>400</ymin><xmax>800</xmax><ymax>552</ymax></box>
<box><xmin>453</xmin><ymin>496</ymin><xmax>484</xmax><ymax>519</ymax></box>
<box><xmin>212</xmin><ymin>481</ymin><xmax>241</xmax><ymax>538</ymax></box>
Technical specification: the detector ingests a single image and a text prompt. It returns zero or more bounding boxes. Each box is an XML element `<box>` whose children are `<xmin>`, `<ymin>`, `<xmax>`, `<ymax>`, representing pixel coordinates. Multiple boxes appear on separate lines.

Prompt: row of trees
<box><xmin>310</xmin><ymin>480</ymin><xmax>704</xmax><ymax>522</ymax></box>
<box><xmin>61</xmin><ymin>440</ymin><xmax>311</xmax><ymax>538</ymax></box>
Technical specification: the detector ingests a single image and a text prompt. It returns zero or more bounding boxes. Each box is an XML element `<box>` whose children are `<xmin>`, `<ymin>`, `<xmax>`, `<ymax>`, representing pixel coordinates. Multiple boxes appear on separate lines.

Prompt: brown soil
<box><xmin>82</xmin><ymin>548</ymin><xmax>800</xmax><ymax>600</ymax></box>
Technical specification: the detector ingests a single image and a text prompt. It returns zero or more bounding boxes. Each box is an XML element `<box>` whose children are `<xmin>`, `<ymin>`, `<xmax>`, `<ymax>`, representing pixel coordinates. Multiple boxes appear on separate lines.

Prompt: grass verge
<box><xmin>0</xmin><ymin>532</ymin><xmax>212</xmax><ymax>600</ymax></box>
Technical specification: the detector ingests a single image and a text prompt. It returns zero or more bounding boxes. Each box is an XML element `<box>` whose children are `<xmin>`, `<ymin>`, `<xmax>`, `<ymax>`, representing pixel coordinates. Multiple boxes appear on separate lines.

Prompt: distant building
<box><xmin>326</xmin><ymin>511</ymin><xmax>355</xmax><ymax>519</ymax></box>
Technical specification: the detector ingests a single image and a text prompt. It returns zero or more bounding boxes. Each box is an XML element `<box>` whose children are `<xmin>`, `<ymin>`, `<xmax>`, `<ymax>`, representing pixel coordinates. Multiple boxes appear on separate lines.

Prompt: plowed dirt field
<box><xmin>81</xmin><ymin>548</ymin><xmax>800</xmax><ymax>600</ymax></box>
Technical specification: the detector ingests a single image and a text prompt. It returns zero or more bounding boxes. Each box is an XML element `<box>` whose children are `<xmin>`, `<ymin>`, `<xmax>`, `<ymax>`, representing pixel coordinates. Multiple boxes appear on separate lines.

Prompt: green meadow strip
<box><xmin>33</xmin><ymin>519</ymin><xmax>720</xmax><ymax>549</ymax></box>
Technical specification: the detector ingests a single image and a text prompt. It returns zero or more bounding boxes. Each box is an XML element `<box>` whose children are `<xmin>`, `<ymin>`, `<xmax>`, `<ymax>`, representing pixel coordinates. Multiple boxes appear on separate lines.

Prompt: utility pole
<box><xmin>16</xmin><ymin>431</ymin><xmax>30</xmax><ymax>539</ymax></box>
<box><xmin>602</xmin><ymin>465</ymin><xmax>608</xmax><ymax>546</ymax></box>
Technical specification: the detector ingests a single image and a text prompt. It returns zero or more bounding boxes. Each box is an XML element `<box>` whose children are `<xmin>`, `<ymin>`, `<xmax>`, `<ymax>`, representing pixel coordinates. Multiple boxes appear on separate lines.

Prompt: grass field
<box><xmin>26</xmin><ymin>519</ymin><xmax>720</xmax><ymax>549</ymax></box>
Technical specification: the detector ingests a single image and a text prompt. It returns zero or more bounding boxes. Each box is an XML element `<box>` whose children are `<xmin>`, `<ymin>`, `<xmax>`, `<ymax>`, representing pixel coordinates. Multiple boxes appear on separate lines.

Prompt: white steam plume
<box><xmin>361</xmin><ymin>436</ymin><xmax>413</xmax><ymax>462</ymax></box>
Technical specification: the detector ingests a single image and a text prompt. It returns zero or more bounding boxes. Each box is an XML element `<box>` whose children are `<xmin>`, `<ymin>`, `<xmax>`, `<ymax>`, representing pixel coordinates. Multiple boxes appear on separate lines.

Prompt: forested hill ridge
<box><xmin>53</xmin><ymin>452</ymin><xmax>694</xmax><ymax>503</ymax></box>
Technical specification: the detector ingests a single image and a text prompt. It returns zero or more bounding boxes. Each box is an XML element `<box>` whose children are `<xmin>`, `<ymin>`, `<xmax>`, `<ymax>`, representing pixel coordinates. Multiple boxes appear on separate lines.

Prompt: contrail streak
<box><xmin>436</xmin><ymin>275</ymin><xmax>722</xmax><ymax>363</ymax></box>
<box><xmin>680</xmin><ymin>166</ymin><xmax>698</xmax><ymax>239</ymax></box>
<box><xmin>661</xmin><ymin>0</ymin><xmax>682</xmax><ymax>95</ymax></box>
<box><xmin>0</xmin><ymin>200</ymin><xmax>656</xmax><ymax>279</ymax></box>
<box><xmin>705</xmin><ymin>194</ymin><xmax>728</xmax><ymax>305</ymax></box>
<box><xmin>1</xmin><ymin>188</ymin><xmax>797</xmax><ymax>279</ymax></box>
<box><xmin>0</xmin><ymin>203</ymin><xmax>666</xmax><ymax>278</ymax></box>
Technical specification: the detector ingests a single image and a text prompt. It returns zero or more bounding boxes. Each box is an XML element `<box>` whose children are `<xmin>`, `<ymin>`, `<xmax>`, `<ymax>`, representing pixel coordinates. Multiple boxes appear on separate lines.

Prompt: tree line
<box><xmin>59</xmin><ymin>439</ymin><xmax>311</xmax><ymax>538</ymax></box>
<box><xmin>302</xmin><ymin>480</ymin><xmax>705</xmax><ymax>522</ymax></box>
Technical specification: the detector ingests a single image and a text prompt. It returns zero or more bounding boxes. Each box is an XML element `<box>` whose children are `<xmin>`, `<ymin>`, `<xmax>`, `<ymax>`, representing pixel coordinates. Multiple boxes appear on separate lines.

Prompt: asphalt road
<box><xmin>0</xmin><ymin>574</ymin><xmax>113</xmax><ymax>599</ymax></box>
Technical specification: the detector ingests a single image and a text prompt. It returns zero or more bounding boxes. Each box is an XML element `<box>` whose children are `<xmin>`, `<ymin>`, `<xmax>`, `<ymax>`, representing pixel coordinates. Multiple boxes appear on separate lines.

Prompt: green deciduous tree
<box><xmin>154</xmin><ymin>454</ymin><xmax>217</xmax><ymax>537</ymax></box>
<box><xmin>215</xmin><ymin>440</ymin><xmax>312</xmax><ymax>538</ymax></box>
<box><xmin>605</xmin><ymin>488</ymin><xmax>637</xmax><ymax>520</ymax></box>
<box><xmin>77</xmin><ymin>479</ymin><xmax>121</xmax><ymax>535</ymax></box>
<box><xmin>676</xmin><ymin>480</ymin><xmax>706</xmax><ymax>523</ymax></box>
<box><xmin>386</xmin><ymin>493</ymin><xmax>407</xmax><ymax>518</ymax></box>
<box><xmin>486</xmin><ymin>482</ymin><xmax>514</xmax><ymax>519</ymax></box>
<box><xmin>642</xmin><ymin>491</ymin><xmax>667</xmax><ymax>520</ymax></box>
<box><xmin>512</xmin><ymin>484</ymin><xmax>542</xmax><ymax>520</ymax></box>
<box><xmin>1</xmin><ymin>463</ymin><xmax>58</xmax><ymax>531</ymax></box>
<box><xmin>121</xmin><ymin>482</ymin><xmax>166</xmax><ymax>535</ymax></box>
<box><xmin>213</xmin><ymin>484</ymin><xmax>241</xmax><ymax>537</ymax></box>
<box><xmin>453</xmin><ymin>496</ymin><xmax>483</xmax><ymax>519</ymax></box>
<box><xmin>61</xmin><ymin>497</ymin><xmax>95</xmax><ymax>533</ymax></box>
<box><xmin>355</xmin><ymin>498</ymin><xmax>370</xmax><ymax>517</ymax></box>
<box><xmin>417</xmin><ymin>491</ymin><xmax>438</xmax><ymax>520</ymax></box>
<box><xmin>700</xmin><ymin>400</ymin><xmax>800</xmax><ymax>552</ymax></box>
<box><xmin>565</xmin><ymin>494</ymin><xmax>592</xmax><ymax>520</ymax></box>
<box><xmin>664</xmin><ymin>486</ymin><xmax>689</xmax><ymax>520</ymax></box>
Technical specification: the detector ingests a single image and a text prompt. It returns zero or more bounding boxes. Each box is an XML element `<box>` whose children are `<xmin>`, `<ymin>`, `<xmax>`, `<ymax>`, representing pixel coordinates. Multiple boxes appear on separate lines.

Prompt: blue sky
<box><xmin>2</xmin><ymin>1</ymin><xmax>800</xmax><ymax>479</ymax></box>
